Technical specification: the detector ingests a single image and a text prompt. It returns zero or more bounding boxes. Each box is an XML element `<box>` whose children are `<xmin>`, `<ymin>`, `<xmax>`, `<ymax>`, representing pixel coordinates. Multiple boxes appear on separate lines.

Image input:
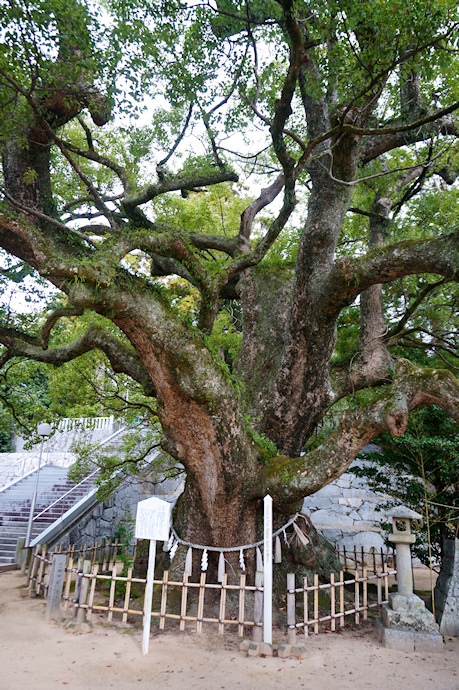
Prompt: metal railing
<box><xmin>31</xmin><ymin>423</ymin><xmax>128</xmax><ymax>524</ymax></box>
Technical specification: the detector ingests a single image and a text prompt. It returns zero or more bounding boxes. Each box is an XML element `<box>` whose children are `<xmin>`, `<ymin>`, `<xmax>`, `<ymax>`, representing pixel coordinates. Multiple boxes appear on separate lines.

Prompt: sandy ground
<box><xmin>0</xmin><ymin>570</ymin><xmax>458</xmax><ymax>690</ymax></box>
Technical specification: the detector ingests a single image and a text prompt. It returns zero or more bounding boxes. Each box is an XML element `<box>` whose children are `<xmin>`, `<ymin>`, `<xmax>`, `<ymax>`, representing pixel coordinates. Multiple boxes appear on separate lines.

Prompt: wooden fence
<box><xmin>28</xmin><ymin>543</ymin><xmax>396</xmax><ymax>641</ymax></box>
<box><xmin>37</xmin><ymin>539</ymin><xmax>135</xmax><ymax>572</ymax></box>
<box><xmin>336</xmin><ymin>545</ymin><xmax>395</xmax><ymax>573</ymax></box>
<box><xmin>286</xmin><ymin>564</ymin><xmax>396</xmax><ymax>640</ymax></box>
<box><xmin>28</xmin><ymin>545</ymin><xmax>263</xmax><ymax>637</ymax></box>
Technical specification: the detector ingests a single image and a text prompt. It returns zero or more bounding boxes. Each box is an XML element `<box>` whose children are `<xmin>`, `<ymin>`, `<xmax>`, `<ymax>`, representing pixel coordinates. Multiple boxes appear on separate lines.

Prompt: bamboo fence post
<box><xmin>238</xmin><ymin>573</ymin><xmax>246</xmax><ymax>638</ymax></box>
<box><xmin>372</xmin><ymin>549</ymin><xmax>376</xmax><ymax>574</ymax></box>
<box><xmin>180</xmin><ymin>572</ymin><xmax>189</xmax><ymax>632</ymax></box>
<box><xmin>196</xmin><ymin>572</ymin><xmax>206</xmax><ymax>635</ymax></box>
<box><xmin>159</xmin><ymin>570</ymin><xmax>169</xmax><ymax>630</ymax></box>
<box><xmin>339</xmin><ymin>571</ymin><xmax>345</xmax><ymax>628</ymax></box>
<box><xmin>36</xmin><ymin>545</ymin><xmax>48</xmax><ymax>596</ymax></box>
<box><xmin>74</xmin><ymin>557</ymin><xmax>84</xmax><ymax>608</ymax></box>
<box><xmin>28</xmin><ymin>546</ymin><xmax>39</xmax><ymax>595</ymax></box>
<box><xmin>303</xmin><ymin>576</ymin><xmax>309</xmax><ymax>638</ymax></box>
<box><xmin>354</xmin><ymin>546</ymin><xmax>358</xmax><ymax>571</ymax></box>
<box><xmin>107</xmin><ymin>565</ymin><xmax>117</xmax><ymax>622</ymax></box>
<box><xmin>363</xmin><ymin>567</ymin><xmax>368</xmax><ymax>620</ymax></box>
<box><xmin>313</xmin><ymin>574</ymin><xmax>319</xmax><ymax>635</ymax></box>
<box><xmin>253</xmin><ymin>571</ymin><xmax>263</xmax><ymax>643</ymax></box>
<box><xmin>343</xmin><ymin>546</ymin><xmax>348</xmax><ymax>570</ymax></box>
<box><xmin>330</xmin><ymin>572</ymin><xmax>336</xmax><ymax>632</ymax></box>
<box><xmin>63</xmin><ymin>554</ymin><xmax>74</xmax><ymax>610</ymax></box>
<box><xmin>107</xmin><ymin>538</ymin><xmax>113</xmax><ymax>567</ymax></box>
<box><xmin>218</xmin><ymin>573</ymin><xmax>227</xmax><ymax>635</ymax></box>
<box><xmin>376</xmin><ymin>566</ymin><xmax>382</xmax><ymax>608</ymax></box>
<box><xmin>98</xmin><ymin>538</ymin><xmax>105</xmax><ymax>571</ymax></box>
<box><xmin>287</xmin><ymin>573</ymin><xmax>296</xmax><ymax>646</ymax></box>
<box><xmin>87</xmin><ymin>564</ymin><xmax>99</xmax><ymax>621</ymax></box>
<box><xmin>122</xmin><ymin>567</ymin><xmax>133</xmax><ymax>624</ymax></box>
<box><xmin>112</xmin><ymin>539</ymin><xmax>119</xmax><ymax>568</ymax></box>
<box><xmin>354</xmin><ymin>570</ymin><xmax>360</xmax><ymax>625</ymax></box>
<box><xmin>361</xmin><ymin>547</ymin><xmax>365</xmax><ymax>574</ymax></box>
<box><xmin>383</xmin><ymin>561</ymin><xmax>389</xmax><ymax>601</ymax></box>
<box><xmin>76</xmin><ymin>559</ymin><xmax>91</xmax><ymax>623</ymax></box>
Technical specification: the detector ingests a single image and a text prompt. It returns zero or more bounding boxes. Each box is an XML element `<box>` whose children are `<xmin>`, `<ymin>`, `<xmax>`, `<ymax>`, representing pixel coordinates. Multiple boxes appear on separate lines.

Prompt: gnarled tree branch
<box><xmin>264</xmin><ymin>359</ymin><xmax>459</xmax><ymax>508</ymax></box>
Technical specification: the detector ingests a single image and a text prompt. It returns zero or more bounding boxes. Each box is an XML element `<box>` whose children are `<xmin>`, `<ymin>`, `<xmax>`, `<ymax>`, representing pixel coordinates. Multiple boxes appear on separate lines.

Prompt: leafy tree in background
<box><xmin>0</xmin><ymin>0</ymin><xmax>458</xmax><ymax>575</ymax></box>
<box><xmin>353</xmin><ymin>406</ymin><xmax>459</xmax><ymax>569</ymax></box>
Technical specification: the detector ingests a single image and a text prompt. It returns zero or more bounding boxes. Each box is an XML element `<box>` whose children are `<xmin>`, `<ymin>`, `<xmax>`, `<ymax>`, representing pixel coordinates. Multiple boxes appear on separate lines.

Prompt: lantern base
<box><xmin>377</xmin><ymin>619</ymin><xmax>444</xmax><ymax>653</ymax></box>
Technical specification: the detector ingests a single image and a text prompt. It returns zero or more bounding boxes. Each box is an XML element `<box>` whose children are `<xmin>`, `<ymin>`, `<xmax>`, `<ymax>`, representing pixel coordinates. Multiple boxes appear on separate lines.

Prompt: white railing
<box><xmin>57</xmin><ymin>416</ymin><xmax>115</xmax><ymax>432</ymax></box>
<box><xmin>31</xmin><ymin>423</ymin><xmax>128</xmax><ymax>523</ymax></box>
<box><xmin>0</xmin><ymin>417</ymin><xmax>126</xmax><ymax>489</ymax></box>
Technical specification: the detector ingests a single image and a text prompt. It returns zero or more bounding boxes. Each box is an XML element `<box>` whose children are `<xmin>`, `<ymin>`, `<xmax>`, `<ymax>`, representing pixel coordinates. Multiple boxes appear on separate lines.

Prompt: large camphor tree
<box><xmin>0</xmin><ymin>0</ymin><xmax>458</xmax><ymax>567</ymax></box>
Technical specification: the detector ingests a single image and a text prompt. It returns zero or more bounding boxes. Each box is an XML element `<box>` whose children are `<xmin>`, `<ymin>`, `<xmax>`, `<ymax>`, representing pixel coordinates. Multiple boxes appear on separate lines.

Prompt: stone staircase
<box><xmin>0</xmin><ymin>465</ymin><xmax>96</xmax><ymax>565</ymax></box>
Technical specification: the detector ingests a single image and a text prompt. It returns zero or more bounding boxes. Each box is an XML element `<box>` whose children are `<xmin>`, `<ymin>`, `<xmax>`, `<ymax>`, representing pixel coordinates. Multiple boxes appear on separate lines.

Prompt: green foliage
<box><xmin>68</xmin><ymin>426</ymin><xmax>180</xmax><ymax>499</ymax></box>
<box><xmin>352</xmin><ymin>406</ymin><xmax>459</xmax><ymax>567</ymax></box>
<box><xmin>0</xmin><ymin>0</ymin><xmax>458</xmax><ymax>525</ymax></box>
<box><xmin>114</xmin><ymin>504</ymin><xmax>136</xmax><ymax>574</ymax></box>
<box><xmin>243</xmin><ymin>414</ymin><xmax>279</xmax><ymax>461</ymax></box>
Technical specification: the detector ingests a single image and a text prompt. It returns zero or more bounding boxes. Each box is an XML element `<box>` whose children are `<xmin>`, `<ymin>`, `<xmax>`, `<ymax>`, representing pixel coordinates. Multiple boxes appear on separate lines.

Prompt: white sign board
<box><xmin>135</xmin><ymin>496</ymin><xmax>171</xmax><ymax>541</ymax></box>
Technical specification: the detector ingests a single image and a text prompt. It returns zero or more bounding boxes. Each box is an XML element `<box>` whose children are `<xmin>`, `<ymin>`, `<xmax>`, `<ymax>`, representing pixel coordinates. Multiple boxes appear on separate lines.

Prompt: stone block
<box><xmin>277</xmin><ymin>643</ymin><xmax>292</xmax><ymax>658</ymax></box>
<box><xmin>413</xmin><ymin>632</ymin><xmax>444</xmax><ymax>653</ymax></box>
<box><xmin>388</xmin><ymin>593</ymin><xmax>425</xmax><ymax>611</ymax></box>
<box><xmin>381</xmin><ymin>602</ymin><xmax>439</xmax><ymax>634</ymax></box>
<box><xmin>356</xmin><ymin>504</ymin><xmax>381</xmax><ymax>521</ymax></box>
<box><xmin>382</xmin><ymin>625</ymin><xmax>443</xmax><ymax>653</ymax></box>
<box><xmin>320</xmin><ymin>529</ymin><xmax>344</xmax><ymax>543</ymax></box>
<box><xmin>309</xmin><ymin>509</ymin><xmax>345</xmax><ymax>526</ymax></box>
<box><xmin>351</xmin><ymin>531</ymin><xmax>385</xmax><ymax>552</ymax></box>
<box><xmin>247</xmin><ymin>642</ymin><xmax>261</xmax><ymax>657</ymax></box>
<box><xmin>291</xmin><ymin>644</ymin><xmax>307</xmax><ymax>659</ymax></box>
<box><xmin>259</xmin><ymin>643</ymin><xmax>273</xmax><ymax>656</ymax></box>
<box><xmin>380</xmin><ymin>627</ymin><xmax>415</xmax><ymax>652</ymax></box>
<box><xmin>306</xmin><ymin>483</ymin><xmax>341</xmax><ymax>498</ymax></box>
<box><xmin>306</xmin><ymin>497</ymin><xmax>333</xmax><ymax>511</ymax></box>
<box><xmin>239</xmin><ymin>639</ymin><xmax>250</xmax><ymax>652</ymax></box>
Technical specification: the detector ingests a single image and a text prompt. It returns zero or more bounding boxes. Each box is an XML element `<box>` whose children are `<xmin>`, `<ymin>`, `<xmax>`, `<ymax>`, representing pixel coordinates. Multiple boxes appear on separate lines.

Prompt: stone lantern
<box><xmin>379</xmin><ymin>506</ymin><xmax>443</xmax><ymax>652</ymax></box>
<box><xmin>388</xmin><ymin>506</ymin><xmax>420</xmax><ymax>598</ymax></box>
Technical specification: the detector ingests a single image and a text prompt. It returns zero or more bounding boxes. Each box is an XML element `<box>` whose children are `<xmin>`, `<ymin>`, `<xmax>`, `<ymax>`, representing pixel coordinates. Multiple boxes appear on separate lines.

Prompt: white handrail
<box><xmin>33</xmin><ymin>469</ymin><xmax>99</xmax><ymax>521</ymax></box>
<box><xmin>32</xmin><ymin>423</ymin><xmax>128</xmax><ymax>522</ymax></box>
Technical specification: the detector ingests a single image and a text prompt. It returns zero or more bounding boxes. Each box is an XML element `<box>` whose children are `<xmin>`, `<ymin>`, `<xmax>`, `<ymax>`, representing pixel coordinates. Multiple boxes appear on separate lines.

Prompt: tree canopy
<box><xmin>0</xmin><ymin>0</ymin><xmax>458</xmax><ymax>554</ymax></box>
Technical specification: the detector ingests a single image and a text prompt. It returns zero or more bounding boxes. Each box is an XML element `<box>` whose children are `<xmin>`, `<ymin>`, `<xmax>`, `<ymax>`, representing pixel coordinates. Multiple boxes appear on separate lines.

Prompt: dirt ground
<box><xmin>0</xmin><ymin>569</ymin><xmax>458</xmax><ymax>690</ymax></box>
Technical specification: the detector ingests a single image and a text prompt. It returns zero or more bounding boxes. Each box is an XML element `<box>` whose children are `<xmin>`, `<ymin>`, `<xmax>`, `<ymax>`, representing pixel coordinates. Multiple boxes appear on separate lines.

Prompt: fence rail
<box><xmin>336</xmin><ymin>545</ymin><xmax>395</xmax><ymax>573</ymax></box>
<box><xmin>287</xmin><ymin>565</ymin><xmax>396</xmax><ymax>639</ymax></box>
<box><xmin>28</xmin><ymin>543</ymin><xmax>397</xmax><ymax>641</ymax></box>
<box><xmin>57</xmin><ymin>416</ymin><xmax>117</xmax><ymax>432</ymax></box>
<box><xmin>28</xmin><ymin>545</ymin><xmax>263</xmax><ymax>637</ymax></box>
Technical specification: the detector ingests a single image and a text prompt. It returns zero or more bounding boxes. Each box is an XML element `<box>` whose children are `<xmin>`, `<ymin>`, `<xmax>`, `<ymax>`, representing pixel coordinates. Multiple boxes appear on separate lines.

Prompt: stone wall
<box><xmin>0</xmin><ymin>451</ymin><xmax>75</xmax><ymax>489</ymax></box>
<box><xmin>302</xmin><ymin>450</ymin><xmax>393</xmax><ymax>554</ymax></box>
<box><xmin>59</xmin><ymin>475</ymin><xmax>183</xmax><ymax>549</ymax></box>
<box><xmin>434</xmin><ymin>537</ymin><xmax>459</xmax><ymax>636</ymax></box>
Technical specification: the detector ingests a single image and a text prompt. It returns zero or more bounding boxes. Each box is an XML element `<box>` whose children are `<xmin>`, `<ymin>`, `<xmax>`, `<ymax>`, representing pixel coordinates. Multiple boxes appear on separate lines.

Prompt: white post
<box><xmin>263</xmin><ymin>494</ymin><xmax>273</xmax><ymax>645</ymax></box>
<box><xmin>142</xmin><ymin>539</ymin><xmax>157</xmax><ymax>655</ymax></box>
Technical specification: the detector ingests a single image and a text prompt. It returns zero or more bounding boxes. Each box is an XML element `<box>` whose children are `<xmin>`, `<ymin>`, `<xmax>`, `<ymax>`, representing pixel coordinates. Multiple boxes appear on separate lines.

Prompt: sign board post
<box><xmin>263</xmin><ymin>494</ymin><xmax>273</xmax><ymax>645</ymax></box>
<box><xmin>135</xmin><ymin>497</ymin><xmax>171</xmax><ymax>655</ymax></box>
